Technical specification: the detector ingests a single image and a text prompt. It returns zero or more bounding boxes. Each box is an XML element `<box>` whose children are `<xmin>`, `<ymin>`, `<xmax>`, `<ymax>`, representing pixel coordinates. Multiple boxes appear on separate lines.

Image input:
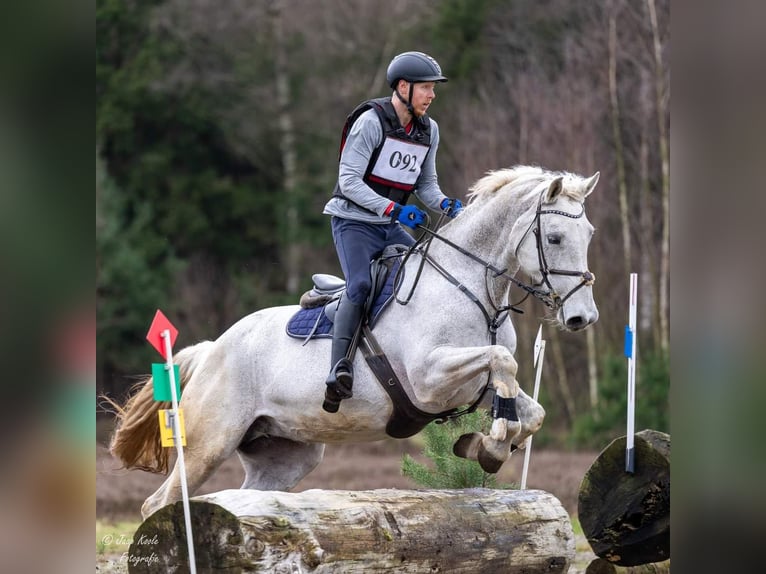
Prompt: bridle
<box><xmin>395</xmin><ymin>189</ymin><xmax>595</xmax><ymax>320</ymax></box>
<box><xmin>512</xmin><ymin>189</ymin><xmax>596</xmax><ymax>310</ymax></box>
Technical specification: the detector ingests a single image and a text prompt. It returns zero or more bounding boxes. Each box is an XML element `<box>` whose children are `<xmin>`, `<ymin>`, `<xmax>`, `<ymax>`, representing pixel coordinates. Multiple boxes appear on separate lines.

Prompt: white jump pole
<box><xmin>521</xmin><ymin>326</ymin><xmax>546</xmax><ymax>490</ymax></box>
<box><xmin>625</xmin><ymin>273</ymin><xmax>638</xmax><ymax>473</ymax></box>
<box><xmin>162</xmin><ymin>329</ymin><xmax>197</xmax><ymax>573</ymax></box>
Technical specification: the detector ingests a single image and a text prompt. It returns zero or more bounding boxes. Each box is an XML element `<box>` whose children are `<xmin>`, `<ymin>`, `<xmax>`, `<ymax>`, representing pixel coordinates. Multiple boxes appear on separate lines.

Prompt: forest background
<box><xmin>96</xmin><ymin>0</ymin><xmax>669</xmax><ymax>448</ymax></box>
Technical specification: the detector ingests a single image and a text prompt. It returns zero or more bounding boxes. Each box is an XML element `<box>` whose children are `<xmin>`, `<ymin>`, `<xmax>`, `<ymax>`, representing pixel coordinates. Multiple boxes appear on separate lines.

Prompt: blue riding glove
<box><xmin>440</xmin><ymin>197</ymin><xmax>464</xmax><ymax>218</ymax></box>
<box><xmin>390</xmin><ymin>204</ymin><xmax>426</xmax><ymax>229</ymax></box>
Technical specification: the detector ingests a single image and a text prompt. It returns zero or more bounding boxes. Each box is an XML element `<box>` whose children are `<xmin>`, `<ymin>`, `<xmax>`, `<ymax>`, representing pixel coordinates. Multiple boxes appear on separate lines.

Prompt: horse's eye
<box><xmin>547</xmin><ymin>233</ymin><xmax>562</xmax><ymax>245</ymax></box>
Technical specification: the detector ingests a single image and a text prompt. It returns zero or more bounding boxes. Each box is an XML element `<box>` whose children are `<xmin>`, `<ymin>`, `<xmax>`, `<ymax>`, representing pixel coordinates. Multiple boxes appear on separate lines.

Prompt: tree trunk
<box><xmin>645</xmin><ymin>0</ymin><xmax>670</xmax><ymax>356</ymax></box>
<box><xmin>549</xmin><ymin>329</ymin><xmax>576</xmax><ymax>425</ymax></box>
<box><xmin>586</xmin><ymin>557</ymin><xmax>670</xmax><ymax>574</ymax></box>
<box><xmin>608</xmin><ymin>1</ymin><xmax>632</xmax><ymax>277</ymax></box>
<box><xmin>129</xmin><ymin>488</ymin><xmax>575</xmax><ymax>573</ymax></box>
<box><xmin>637</xmin><ymin>67</ymin><xmax>661</xmax><ymax>354</ymax></box>
<box><xmin>587</xmin><ymin>325</ymin><xmax>599</xmax><ymax>411</ymax></box>
<box><xmin>269</xmin><ymin>0</ymin><xmax>301</xmax><ymax>296</ymax></box>
<box><xmin>578</xmin><ymin>430</ymin><xmax>670</xmax><ymax>566</ymax></box>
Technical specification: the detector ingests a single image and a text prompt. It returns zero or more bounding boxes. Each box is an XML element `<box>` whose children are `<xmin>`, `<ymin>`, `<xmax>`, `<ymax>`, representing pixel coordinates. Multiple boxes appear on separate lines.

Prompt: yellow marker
<box><xmin>158</xmin><ymin>409</ymin><xmax>187</xmax><ymax>447</ymax></box>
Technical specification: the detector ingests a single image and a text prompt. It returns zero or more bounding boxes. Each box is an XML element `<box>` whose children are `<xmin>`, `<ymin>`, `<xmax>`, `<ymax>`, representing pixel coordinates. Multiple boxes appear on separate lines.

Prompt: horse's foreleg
<box><xmin>510</xmin><ymin>387</ymin><xmax>546</xmax><ymax>452</ymax></box>
<box><xmin>416</xmin><ymin>345</ymin><xmax>522</xmax><ymax>473</ymax></box>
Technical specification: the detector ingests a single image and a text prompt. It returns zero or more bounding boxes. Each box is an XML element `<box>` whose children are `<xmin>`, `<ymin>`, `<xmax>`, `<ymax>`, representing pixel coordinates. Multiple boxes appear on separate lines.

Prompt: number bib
<box><xmin>369</xmin><ymin>137</ymin><xmax>429</xmax><ymax>188</ymax></box>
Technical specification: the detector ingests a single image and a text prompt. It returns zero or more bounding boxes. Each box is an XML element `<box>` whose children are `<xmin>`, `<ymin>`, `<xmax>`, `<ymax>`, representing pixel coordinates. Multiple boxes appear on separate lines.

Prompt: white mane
<box><xmin>467</xmin><ymin>165</ymin><xmax>589</xmax><ymax>204</ymax></box>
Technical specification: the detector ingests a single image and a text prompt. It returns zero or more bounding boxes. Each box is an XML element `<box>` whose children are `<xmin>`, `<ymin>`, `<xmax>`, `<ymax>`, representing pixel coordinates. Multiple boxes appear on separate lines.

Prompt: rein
<box><xmin>400</xmin><ymin>188</ymin><xmax>596</xmax><ymax>315</ymax></box>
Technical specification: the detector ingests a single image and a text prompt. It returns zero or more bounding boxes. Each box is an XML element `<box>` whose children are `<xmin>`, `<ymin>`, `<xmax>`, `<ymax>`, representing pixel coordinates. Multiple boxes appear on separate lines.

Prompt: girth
<box><xmin>359</xmin><ymin>324</ymin><xmax>488</xmax><ymax>439</ymax></box>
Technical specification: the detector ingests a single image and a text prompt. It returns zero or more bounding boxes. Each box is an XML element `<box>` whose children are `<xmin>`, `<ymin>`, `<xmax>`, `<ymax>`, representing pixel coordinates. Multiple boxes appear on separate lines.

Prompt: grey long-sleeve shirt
<box><xmin>323</xmin><ymin>108</ymin><xmax>448</xmax><ymax>224</ymax></box>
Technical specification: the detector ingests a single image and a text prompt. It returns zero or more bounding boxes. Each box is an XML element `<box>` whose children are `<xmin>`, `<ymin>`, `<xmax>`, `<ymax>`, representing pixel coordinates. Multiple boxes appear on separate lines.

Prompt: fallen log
<box><xmin>585</xmin><ymin>557</ymin><xmax>670</xmax><ymax>574</ymax></box>
<box><xmin>128</xmin><ymin>487</ymin><xmax>574</xmax><ymax>573</ymax></box>
<box><xmin>578</xmin><ymin>429</ymin><xmax>670</xmax><ymax>566</ymax></box>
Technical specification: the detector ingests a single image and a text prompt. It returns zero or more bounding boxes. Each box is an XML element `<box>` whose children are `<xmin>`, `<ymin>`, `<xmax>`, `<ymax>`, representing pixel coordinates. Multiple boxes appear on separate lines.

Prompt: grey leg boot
<box><xmin>322</xmin><ymin>296</ymin><xmax>364</xmax><ymax>413</ymax></box>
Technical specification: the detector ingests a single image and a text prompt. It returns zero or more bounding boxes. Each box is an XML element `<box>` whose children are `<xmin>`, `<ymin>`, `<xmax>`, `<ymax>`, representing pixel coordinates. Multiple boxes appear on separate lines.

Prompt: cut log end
<box><xmin>578</xmin><ymin>430</ymin><xmax>670</xmax><ymax>567</ymax></box>
<box><xmin>129</xmin><ymin>488</ymin><xmax>575</xmax><ymax>573</ymax></box>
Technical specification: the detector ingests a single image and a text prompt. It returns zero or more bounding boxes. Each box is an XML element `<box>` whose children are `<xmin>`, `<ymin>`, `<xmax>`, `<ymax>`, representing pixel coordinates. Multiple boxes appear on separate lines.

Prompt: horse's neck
<box><xmin>424</xmin><ymin>192</ymin><xmax>532</xmax><ymax>303</ymax></box>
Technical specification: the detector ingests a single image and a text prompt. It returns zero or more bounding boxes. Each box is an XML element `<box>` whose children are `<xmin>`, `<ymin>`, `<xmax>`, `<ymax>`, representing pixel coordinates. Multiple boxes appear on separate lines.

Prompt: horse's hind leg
<box><xmin>140</xmin><ymin>425</ymin><xmax>247</xmax><ymax>519</ymax></box>
<box><xmin>141</xmin><ymin>382</ymin><xmax>257</xmax><ymax>518</ymax></box>
<box><xmin>237</xmin><ymin>437</ymin><xmax>325</xmax><ymax>490</ymax></box>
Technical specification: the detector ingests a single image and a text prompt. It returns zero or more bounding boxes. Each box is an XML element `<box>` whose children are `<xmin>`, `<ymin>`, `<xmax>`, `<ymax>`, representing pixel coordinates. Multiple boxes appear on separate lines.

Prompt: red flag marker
<box><xmin>146</xmin><ymin>309</ymin><xmax>178</xmax><ymax>359</ymax></box>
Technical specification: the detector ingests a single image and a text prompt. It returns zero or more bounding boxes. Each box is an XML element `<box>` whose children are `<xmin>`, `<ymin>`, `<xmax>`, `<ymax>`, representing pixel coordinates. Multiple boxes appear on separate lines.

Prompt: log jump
<box><xmin>128</xmin><ymin>488</ymin><xmax>575</xmax><ymax>573</ymax></box>
<box><xmin>578</xmin><ymin>429</ymin><xmax>670</xmax><ymax>567</ymax></box>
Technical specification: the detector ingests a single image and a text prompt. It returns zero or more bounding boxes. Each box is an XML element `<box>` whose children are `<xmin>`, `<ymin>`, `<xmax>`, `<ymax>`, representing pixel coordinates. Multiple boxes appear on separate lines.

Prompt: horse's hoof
<box><xmin>477</xmin><ymin>446</ymin><xmax>505</xmax><ymax>474</ymax></box>
<box><xmin>453</xmin><ymin>432</ymin><xmax>483</xmax><ymax>460</ymax></box>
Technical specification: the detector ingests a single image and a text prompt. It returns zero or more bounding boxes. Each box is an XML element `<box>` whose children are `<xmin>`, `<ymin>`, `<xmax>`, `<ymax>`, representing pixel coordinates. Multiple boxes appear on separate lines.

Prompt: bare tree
<box><xmin>646</xmin><ymin>0</ymin><xmax>670</xmax><ymax>355</ymax></box>
<box><xmin>638</xmin><ymin>66</ymin><xmax>662</xmax><ymax>351</ymax></box>
<box><xmin>608</xmin><ymin>0</ymin><xmax>632</xmax><ymax>277</ymax></box>
<box><xmin>269</xmin><ymin>0</ymin><xmax>301</xmax><ymax>295</ymax></box>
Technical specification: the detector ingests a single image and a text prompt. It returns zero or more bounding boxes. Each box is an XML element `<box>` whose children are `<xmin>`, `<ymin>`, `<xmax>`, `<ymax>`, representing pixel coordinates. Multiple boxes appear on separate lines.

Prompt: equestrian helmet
<box><xmin>386</xmin><ymin>51</ymin><xmax>448</xmax><ymax>89</ymax></box>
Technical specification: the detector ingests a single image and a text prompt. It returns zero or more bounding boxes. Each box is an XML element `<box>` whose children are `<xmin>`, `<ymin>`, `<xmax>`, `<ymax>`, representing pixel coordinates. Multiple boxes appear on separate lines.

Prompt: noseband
<box><xmin>513</xmin><ymin>190</ymin><xmax>595</xmax><ymax>310</ymax></box>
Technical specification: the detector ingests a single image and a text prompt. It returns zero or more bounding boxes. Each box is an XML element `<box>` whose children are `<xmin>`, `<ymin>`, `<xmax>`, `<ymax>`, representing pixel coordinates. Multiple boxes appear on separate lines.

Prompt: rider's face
<box><xmin>401</xmin><ymin>81</ymin><xmax>436</xmax><ymax>117</ymax></box>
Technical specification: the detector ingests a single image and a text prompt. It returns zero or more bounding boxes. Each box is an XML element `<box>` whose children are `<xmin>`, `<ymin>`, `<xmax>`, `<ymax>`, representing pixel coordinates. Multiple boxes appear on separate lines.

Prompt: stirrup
<box><xmin>323</xmin><ymin>359</ymin><xmax>354</xmax><ymax>413</ymax></box>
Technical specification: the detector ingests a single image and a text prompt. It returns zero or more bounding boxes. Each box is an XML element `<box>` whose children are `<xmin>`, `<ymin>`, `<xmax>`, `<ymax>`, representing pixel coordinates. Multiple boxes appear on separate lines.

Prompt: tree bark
<box><xmin>586</xmin><ymin>557</ymin><xmax>670</xmax><ymax>574</ymax></box>
<box><xmin>578</xmin><ymin>430</ymin><xmax>670</xmax><ymax>566</ymax></box>
<box><xmin>637</xmin><ymin>67</ymin><xmax>661</xmax><ymax>354</ymax></box>
<box><xmin>549</xmin><ymin>329</ymin><xmax>576</xmax><ymax>425</ymax></box>
<box><xmin>587</xmin><ymin>325</ymin><xmax>599</xmax><ymax>411</ymax></box>
<box><xmin>608</xmin><ymin>1</ymin><xmax>632</xmax><ymax>277</ymax></box>
<box><xmin>129</xmin><ymin>488</ymin><xmax>575</xmax><ymax>573</ymax></box>
<box><xmin>269</xmin><ymin>0</ymin><xmax>301</xmax><ymax>296</ymax></box>
<box><xmin>645</xmin><ymin>0</ymin><xmax>670</xmax><ymax>356</ymax></box>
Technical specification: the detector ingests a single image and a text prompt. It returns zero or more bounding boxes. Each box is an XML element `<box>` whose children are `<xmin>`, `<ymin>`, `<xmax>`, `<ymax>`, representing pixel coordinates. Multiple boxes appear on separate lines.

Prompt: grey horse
<box><xmin>109</xmin><ymin>165</ymin><xmax>600</xmax><ymax>519</ymax></box>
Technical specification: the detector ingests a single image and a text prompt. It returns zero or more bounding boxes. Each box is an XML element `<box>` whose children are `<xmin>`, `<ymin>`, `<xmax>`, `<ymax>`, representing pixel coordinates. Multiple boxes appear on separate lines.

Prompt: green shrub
<box><xmin>402</xmin><ymin>410</ymin><xmax>513</xmax><ymax>489</ymax></box>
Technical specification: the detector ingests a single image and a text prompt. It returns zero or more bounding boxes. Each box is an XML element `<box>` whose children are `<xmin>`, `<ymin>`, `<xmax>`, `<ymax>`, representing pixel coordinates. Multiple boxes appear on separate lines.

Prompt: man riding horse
<box><xmin>322</xmin><ymin>51</ymin><xmax>464</xmax><ymax>413</ymax></box>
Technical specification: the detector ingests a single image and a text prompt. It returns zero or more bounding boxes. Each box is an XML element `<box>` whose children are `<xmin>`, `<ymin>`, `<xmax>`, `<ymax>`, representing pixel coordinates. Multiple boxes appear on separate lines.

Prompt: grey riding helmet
<box><xmin>386</xmin><ymin>51</ymin><xmax>448</xmax><ymax>89</ymax></box>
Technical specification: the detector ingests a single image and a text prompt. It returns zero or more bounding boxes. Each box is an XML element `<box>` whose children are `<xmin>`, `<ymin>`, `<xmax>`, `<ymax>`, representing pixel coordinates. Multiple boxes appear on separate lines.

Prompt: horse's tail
<box><xmin>107</xmin><ymin>340</ymin><xmax>214</xmax><ymax>474</ymax></box>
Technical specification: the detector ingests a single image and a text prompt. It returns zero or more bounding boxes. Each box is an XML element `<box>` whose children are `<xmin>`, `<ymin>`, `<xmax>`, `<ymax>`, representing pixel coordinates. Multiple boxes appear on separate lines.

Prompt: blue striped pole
<box><xmin>625</xmin><ymin>273</ymin><xmax>638</xmax><ymax>473</ymax></box>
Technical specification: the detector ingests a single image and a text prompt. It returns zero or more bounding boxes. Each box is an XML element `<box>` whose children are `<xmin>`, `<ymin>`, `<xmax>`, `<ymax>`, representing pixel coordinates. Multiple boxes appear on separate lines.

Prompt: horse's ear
<box><xmin>544</xmin><ymin>176</ymin><xmax>564</xmax><ymax>203</ymax></box>
<box><xmin>583</xmin><ymin>172</ymin><xmax>600</xmax><ymax>197</ymax></box>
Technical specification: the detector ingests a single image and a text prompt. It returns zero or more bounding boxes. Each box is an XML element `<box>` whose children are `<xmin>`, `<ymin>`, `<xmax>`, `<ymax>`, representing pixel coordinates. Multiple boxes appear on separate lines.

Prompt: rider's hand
<box><xmin>440</xmin><ymin>197</ymin><xmax>464</xmax><ymax>218</ymax></box>
<box><xmin>390</xmin><ymin>204</ymin><xmax>426</xmax><ymax>229</ymax></box>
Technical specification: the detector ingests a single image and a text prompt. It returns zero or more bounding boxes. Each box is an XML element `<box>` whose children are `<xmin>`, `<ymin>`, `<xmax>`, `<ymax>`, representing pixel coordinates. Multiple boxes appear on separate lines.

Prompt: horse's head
<box><xmin>511</xmin><ymin>170</ymin><xmax>600</xmax><ymax>331</ymax></box>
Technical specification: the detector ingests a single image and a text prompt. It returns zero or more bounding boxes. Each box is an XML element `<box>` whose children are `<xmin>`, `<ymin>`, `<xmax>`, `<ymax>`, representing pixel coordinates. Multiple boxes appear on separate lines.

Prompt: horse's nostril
<box><xmin>566</xmin><ymin>316</ymin><xmax>585</xmax><ymax>329</ymax></box>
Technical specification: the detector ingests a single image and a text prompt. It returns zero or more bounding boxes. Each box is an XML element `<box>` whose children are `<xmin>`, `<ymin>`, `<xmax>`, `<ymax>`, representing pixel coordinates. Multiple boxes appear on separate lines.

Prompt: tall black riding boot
<box><xmin>322</xmin><ymin>296</ymin><xmax>364</xmax><ymax>413</ymax></box>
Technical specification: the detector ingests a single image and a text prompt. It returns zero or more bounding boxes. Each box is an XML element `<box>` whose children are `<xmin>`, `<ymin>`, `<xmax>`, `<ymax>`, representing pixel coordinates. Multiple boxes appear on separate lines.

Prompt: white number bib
<box><xmin>370</xmin><ymin>137</ymin><xmax>429</xmax><ymax>187</ymax></box>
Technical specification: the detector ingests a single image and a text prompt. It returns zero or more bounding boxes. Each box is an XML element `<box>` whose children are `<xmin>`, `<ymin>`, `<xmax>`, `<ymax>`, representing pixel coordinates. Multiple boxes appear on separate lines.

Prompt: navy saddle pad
<box><xmin>286</xmin><ymin>262</ymin><xmax>399</xmax><ymax>341</ymax></box>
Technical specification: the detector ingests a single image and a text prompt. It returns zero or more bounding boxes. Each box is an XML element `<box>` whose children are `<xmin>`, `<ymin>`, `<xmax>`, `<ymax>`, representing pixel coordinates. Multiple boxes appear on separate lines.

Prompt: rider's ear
<box><xmin>583</xmin><ymin>172</ymin><xmax>600</xmax><ymax>197</ymax></box>
<box><xmin>544</xmin><ymin>176</ymin><xmax>564</xmax><ymax>203</ymax></box>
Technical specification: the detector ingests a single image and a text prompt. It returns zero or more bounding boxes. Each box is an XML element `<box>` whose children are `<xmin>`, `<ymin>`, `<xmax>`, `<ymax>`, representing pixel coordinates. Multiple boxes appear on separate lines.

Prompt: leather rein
<box><xmin>398</xmin><ymin>188</ymin><xmax>595</xmax><ymax>319</ymax></box>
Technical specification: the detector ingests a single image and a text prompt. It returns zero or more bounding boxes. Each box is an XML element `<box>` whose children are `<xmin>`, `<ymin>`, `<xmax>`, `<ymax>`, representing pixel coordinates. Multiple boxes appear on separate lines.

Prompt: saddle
<box><xmin>285</xmin><ymin>245</ymin><xmax>406</xmax><ymax>342</ymax></box>
<box><xmin>286</xmin><ymin>245</ymin><xmax>468</xmax><ymax>438</ymax></box>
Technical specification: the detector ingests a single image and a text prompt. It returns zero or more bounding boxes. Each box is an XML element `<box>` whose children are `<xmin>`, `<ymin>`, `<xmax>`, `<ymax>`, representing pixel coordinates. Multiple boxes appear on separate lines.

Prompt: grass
<box><xmin>570</xmin><ymin>515</ymin><xmax>596</xmax><ymax>562</ymax></box>
<box><xmin>96</xmin><ymin>519</ymin><xmax>142</xmax><ymax>555</ymax></box>
<box><xmin>570</xmin><ymin>515</ymin><xmax>583</xmax><ymax>536</ymax></box>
